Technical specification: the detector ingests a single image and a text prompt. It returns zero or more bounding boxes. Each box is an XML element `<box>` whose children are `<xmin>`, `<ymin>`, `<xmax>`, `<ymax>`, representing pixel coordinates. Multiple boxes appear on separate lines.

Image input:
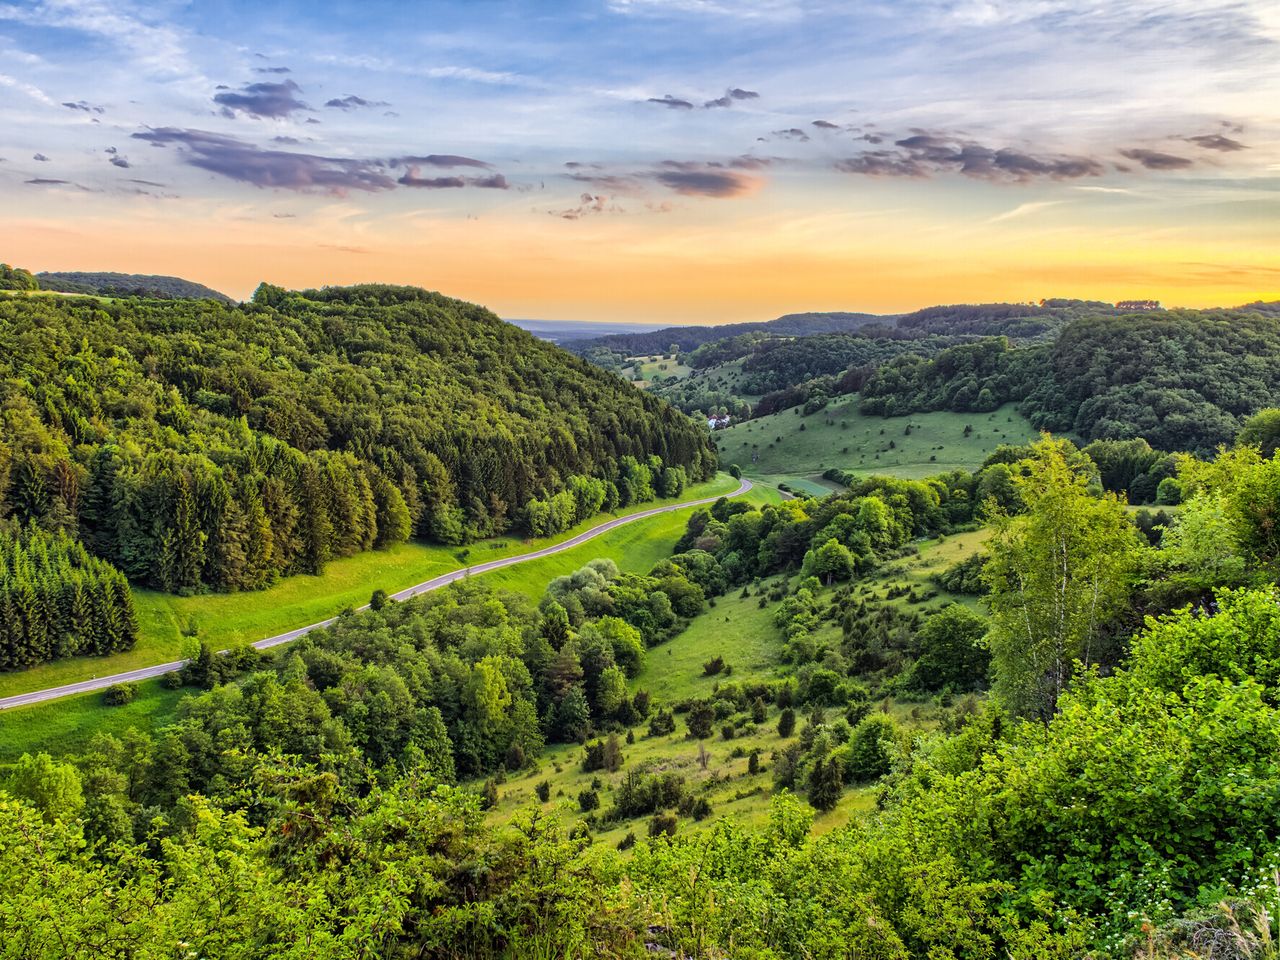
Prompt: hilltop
<box><xmin>34</xmin><ymin>270</ymin><xmax>236</xmax><ymax>303</ymax></box>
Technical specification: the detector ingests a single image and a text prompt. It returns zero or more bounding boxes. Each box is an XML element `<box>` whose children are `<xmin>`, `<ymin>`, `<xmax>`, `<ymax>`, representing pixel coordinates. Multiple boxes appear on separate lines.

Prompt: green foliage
<box><xmin>0</xmin><ymin>263</ymin><xmax>39</xmax><ymax>291</ymax></box>
<box><xmin>1239</xmin><ymin>407</ymin><xmax>1280</xmax><ymax>458</ymax></box>
<box><xmin>0</xmin><ymin>525</ymin><xmax>138</xmax><ymax>669</ymax></box>
<box><xmin>34</xmin><ymin>270</ymin><xmax>232</xmax><ymax>301</ymax></box>
<box><xmin>984</xmin><ymin>437</ymin><xmax>1143</xmax><ymax>718</ymax></box>
<box><xmin>0</xmin><ymin>286</ymin><xmax>713</xmax><ymax>606</ymax></box>
<box><xmin>910</xmin><ymin>604</ymin><xmax>990</xmax><ymax>692</ymax></box>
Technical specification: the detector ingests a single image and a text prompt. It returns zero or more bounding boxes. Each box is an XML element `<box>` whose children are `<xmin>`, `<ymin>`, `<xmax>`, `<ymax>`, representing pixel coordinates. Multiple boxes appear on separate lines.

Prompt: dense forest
<box><xmin>0</xmin><ymin>283</ymin><xmax>713</xmax><ymax>667</ymax></box>
<box><xmin>7</xmin><ymin>436</ymin><xmax>1280</xmax><ymax>957</ymax></box>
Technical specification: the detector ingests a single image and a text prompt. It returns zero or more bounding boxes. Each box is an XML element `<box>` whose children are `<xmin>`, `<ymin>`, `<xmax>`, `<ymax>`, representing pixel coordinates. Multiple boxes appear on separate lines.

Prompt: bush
<box><xmin>102</xmin><ymin>682</ymin><xmax>139</xmax><ymax>706</ymax></box>
<box><xmin>578</xmin><ymin>789</ymin><xmax>599</xmax><ymax>813</ymax></box>
<box><xmin>534</xmin><ymin>780</ymin><xmax>551</xmax><ymax>803</ymax></box>
<box><xmin>649</xmin><ymin>811</ymin><xmax>679</xmax><ymax>838</ymax></box>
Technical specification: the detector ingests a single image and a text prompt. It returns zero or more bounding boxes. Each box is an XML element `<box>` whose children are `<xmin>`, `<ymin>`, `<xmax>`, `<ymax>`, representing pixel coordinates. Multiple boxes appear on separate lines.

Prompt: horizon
<box><xmin>2</xmin><ymin>1</ymin><xmax>1278</xmax><ymax>322</ymax></box>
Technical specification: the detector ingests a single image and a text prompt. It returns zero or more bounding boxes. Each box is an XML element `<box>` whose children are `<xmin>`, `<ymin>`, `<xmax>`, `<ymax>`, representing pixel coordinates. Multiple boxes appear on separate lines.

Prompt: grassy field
<box><xmin>0</xmin><ymin>475</ymin><xmax>741</xmax><ymax>701</ymax></box>
<box><xmin>622</xmin><ymin>354</ymin><xmax>693</xmax><ymax>387</ymax></box>
<box><xmin>0</xmin><ymin>679</ymin><xmax>190</xmax><ymax>764</ymax></box>
<box><xmin>714</xmin><ymin>398</ymin><xmax>1040</xmax><ymax>487</ymax></box>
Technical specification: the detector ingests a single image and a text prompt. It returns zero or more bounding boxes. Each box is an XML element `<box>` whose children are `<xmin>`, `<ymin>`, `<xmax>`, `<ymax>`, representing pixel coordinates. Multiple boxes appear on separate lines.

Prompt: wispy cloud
<box><xmin>987</xmin><ymin>199</ymin><xmax>1067</xmax><ymax>223</ymax></box>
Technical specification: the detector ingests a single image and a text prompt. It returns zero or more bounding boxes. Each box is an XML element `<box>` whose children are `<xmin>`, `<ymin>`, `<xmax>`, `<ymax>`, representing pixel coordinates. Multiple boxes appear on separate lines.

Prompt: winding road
<box><xmin>0</xmin><ymin>477</ymin><xmax>754</xmax><ymax>711</ymax></box>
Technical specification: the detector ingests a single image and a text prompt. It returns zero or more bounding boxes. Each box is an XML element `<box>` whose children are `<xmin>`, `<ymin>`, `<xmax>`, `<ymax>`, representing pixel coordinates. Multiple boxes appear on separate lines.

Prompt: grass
<box><xmin>622</xmin><ymin>354</ymin><xmax>693</xmax><ymax>387</ymax></box>
<box><xmin>0</xmin><ymin>679</ymin><xmax>189</xmax><ymax>763</ymax></box>
<box><xmin>0</xmin><ymin>474</ymin><xmax>741</xmax><ymax>700</ymax></box>
<box><xmin>714</xmin><ymin>398</ymin><xmax>1041</xmax><ymax>487</ymax></box>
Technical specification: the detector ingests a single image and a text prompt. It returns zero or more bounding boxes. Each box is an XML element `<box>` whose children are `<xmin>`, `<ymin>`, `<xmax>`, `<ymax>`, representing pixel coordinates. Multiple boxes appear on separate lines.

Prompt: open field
<box><xmin>0</xmin><ymin>475</ymin><xmax>740</xmax><ymax>701</ymax></box>
<box><xmin>0</xmin><ymin>679</ymin><xmax>188</xmax><ymax>764</ymax></box>
<box><xmin>622</xmin><ymin>354</ymin><xmax>693</xmax><ymax>387</ymax></box>
<box><xmin>714</xmin><ymin>398</ymin><xmax>1040</xmax><ymax>487</ymax></box>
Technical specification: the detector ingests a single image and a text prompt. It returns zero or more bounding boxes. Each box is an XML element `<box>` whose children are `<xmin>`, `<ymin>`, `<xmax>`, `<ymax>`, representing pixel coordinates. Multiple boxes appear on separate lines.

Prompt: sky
<box><xmin>1</xmin><ymin>0</ymin><xmax>1278</xmax><ymax>323</ymax></box>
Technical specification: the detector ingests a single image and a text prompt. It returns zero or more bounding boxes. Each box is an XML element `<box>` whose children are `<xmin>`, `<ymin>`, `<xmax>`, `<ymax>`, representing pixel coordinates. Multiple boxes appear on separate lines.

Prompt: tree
<box><xmin>844</xmin><ymin>715</ymin><xmax>897</xmax><ymax>783</ymax></box>
<box><xmin>805</xmin><ymin>538</ymin><xmax>856</xmax><ymax>585</ymax></box>
<box><xmin>777</xmin><ymin>707</ymin><xmax>796</xmax><ymax>738</ymax></box>
<box><xmin>807</xmin><ymin>754</ymin><xmax>844</xmax><ymax>811</ymax></box>
<box><xmin>911</xmin><ymin>605</ymin><xmax>990</xmax><ymax>691</ymax></box>
<box><xmin>686</xmin><ymin>701</ymin><xmax>715</xmax><ymax>739</ymax></box>
<box><xmin>1238</xmin><ymin>408</ymin><xmax>1280</xmax><ymax>458</ymax></box>
<box><xmin>984</xmin><ymin>437</ymin><xmax>1143</xmax><ymax>719</ymax></box>
<box><xmin>7</xmin><ymin>752</ymin><xmax>84</xmax><ymax>823</ymax></box>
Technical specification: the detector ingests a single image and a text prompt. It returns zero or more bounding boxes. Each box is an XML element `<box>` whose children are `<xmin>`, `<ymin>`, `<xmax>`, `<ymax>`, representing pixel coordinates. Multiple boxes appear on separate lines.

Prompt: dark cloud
<box><xmin>772</xmin><ymin>128</ymin><xmax>809</xmax><ymax>141</ymax></box>
<box><xmin>272</xmin><ymin>212</ymin><xmax>296</xmax><ymax>218</ymax></box>
<box><xmin>305</xmin><ymin>118</ymin><xmax>321</xmax><ymax>124</ymax></box>
<box><xmin>703</xmin><ymin>87</ymin><xmax>759</xmax><ymax>108</ymax></box>
<box><xmin>728</xmin><ymin>155</ymin><xmax>774</xmax><ymax>170</ymax></box>
<box><xmin>132</xmin><ymin>127</ymin><xmax>396</xmax><ymax>193</ymax></box>
<box><xmin>62</xmin><ymin>100</ymin><xmax>105</xmax><ymax>114</ymax></box>
<box><xmin>391</xmin><ymin>154</ymin><xmax>491</xmax><ymax>169</ymax></box>
<box><xmin>836</xmin><ymin>132</ymin><xmax>1105</xmax><ymax>182</ymax></box>
<box><xmin>126</xmin><ymin>178</ymin><xmax>166</xmax><ymax>187</ymax></box>
<box><xmin>836</xmin><ymin>153</ymin><xmax>927</xmax><ymax>177</ymax></box>
<box><xmin>1119</xmin><ymin>148</ymin><xmax>1193</xmax><ymax>170</ymax></box>
<box><xmin>33</xmin><ymin>153</ymin><xmax>50</xmax><ymax>162</ymax></box>
<box><xmin>1187</xmin><ymin>133</ymin><xmax>1247</xmax><ymax>152</ymax></box>
<box><xmin>25</xmin><ymin>178</ymin><xmax>71</xmax><ymax>185</ymax></box>
<box><xmin>654</xmin><ymin>168</ymin><xmax>759</xmax><ymax>197</ymax></box>
<box><xmin>383</xmin><ymin>111</ymin><xmax>399</xmax><ymax>118</ymax></box>
<box><xmin>109</xmin><ymin>155</ymin><xmax>131</xmax><ymax>169</ymax></box>
<box><xmin>254</xmin><ymin>66</ymin><xmax>291</xmax><ymax>74</ymax></box>
<box><xmin>647</xmin><ymin>95</ymin><xmax>694</xmax><ymax>110</ymax></box>
<box><xmin>397</xmin><ymin>167</ymin><xmax>507</xmax><ymax>189</ymax></box>
<box><xmin>214</xmin><ymin>79</ymin><xmax>308</xmax><ymax>119</ymax></box>
<box><xmin>812</xmin><ymin>120</ymin><xmax>839</xmax><ymax>129</ymax></box>
<box><xmin>325</xmin><ymin>94</ymin><xmax>389</xmax><ymax>110</ymax></box>
<box><xmin>271</xmin><ymin>136</ymin><xmax>301</xmax><ymax>145</ymax></box>
<box><xmin>397</xmin><ymin>171</ymin><xmax>466</xmax><ymax>188</ymax></box>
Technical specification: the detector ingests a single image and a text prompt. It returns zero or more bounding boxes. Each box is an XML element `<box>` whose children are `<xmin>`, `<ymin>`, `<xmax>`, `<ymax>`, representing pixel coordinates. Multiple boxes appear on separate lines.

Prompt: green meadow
<box><xmin>714</xmin><ymin>398</ymin><xmax>1040</xmax><ymax>487</ymax></box>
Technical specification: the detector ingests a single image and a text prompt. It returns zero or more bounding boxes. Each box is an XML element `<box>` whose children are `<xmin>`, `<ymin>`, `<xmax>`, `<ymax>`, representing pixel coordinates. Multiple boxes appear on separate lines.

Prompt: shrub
<box><xmin>102</xmin><ymin>682</ymin><xmax>139</xmax><ymax>706</ymax></box>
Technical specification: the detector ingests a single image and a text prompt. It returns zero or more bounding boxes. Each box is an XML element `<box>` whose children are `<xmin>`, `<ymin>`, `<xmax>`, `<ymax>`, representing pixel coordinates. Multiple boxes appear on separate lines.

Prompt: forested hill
<box><xmin>35</xmin><ymin>270</ymin><xmax>235</xmax><ymax>303</ymax></box>
<box><xmin>0</xmin><ymin>283</ymin><xmax>715</xmax><ymax>601</ymax></box>
<box><xmin>570</xmin><ymin>310</ymin><xmax>886</xmax><ymax>356</ymax></box>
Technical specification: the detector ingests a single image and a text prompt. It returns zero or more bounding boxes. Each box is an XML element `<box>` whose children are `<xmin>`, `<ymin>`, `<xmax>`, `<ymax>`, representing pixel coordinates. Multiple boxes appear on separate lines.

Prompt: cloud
<box><xmin>325</xmin><ymin>94</ymin><xmax>389</xmax><ymax>110</ymax></box>
<box><xmin>32</xmin><ymin>153</ymin><xmax>51</xmax><ymax>162</ymax></box>
<box><xmin>391</xmin><ymin>154</ymin><xmax>491</xmax><ymax>169</ymax></box>
<box><xmin>0</xmin><ymin>72</ymin><xmax>53</xmax><ymax>105</ymax></box>
<box><xmin>555</xmin><ymin>193</ymin><xmax>621</xmax><ymax>220</ymax></box>
<box><xmin>109</xmin><ymin>155</ymin><xmax>130</xmax><ymax>168</ymax></box>
<box><xmin>132</xmin><ymin>127</ymin><xmax>397</xmax><ymax>193</ymax></box>
<box><xmin>569</xmin><ymin>172</ymin><xmax>646</xmax><ymax>193</ymax></box>
<box><xmin>1119</xmin><ymin>148</ymin><xmax>1194</xmax><ymax>170</ymax></box>
<box><xmin>62</xmin><ymin>99</ymin><xmax>105</xmax><ymax>114</ymax></box>
<box><xmin>704</xmin><ymin>87</ymin><xmax>759</xmax><ymax>108</ymax></box>
<box><xmin>214</xmin><ymin>79</ymin><xmax>308</xmax><ymax>119</ymax></box>
<box><xmin>836</xmin><ymin>132</ymin><xmax>1105</xmax><ymax>182</ymax></box>
<box><xmin>1187</xmin><ymin>133</ymin><xmax>1247</xmax><ymax>152</ymax></box>
<box><xmin>25</xmin><ymin>177</ymin><xmax>71</xmax><ymax>185</ymax></box>
<box><xmin>772</xmin><ymin>128</ymin><xmax>810</xmax><ymax>141</ymax></box>
<box><xmin>987</xmin><ymin>200</ymin><xmax>1067</xmax><ymax>223</ymax></box>
<box><xmin>647</xmin><ymin>94</ymin><xmax>694</xmax><ymax>109</ymax></box>
<box><xmin>254</xmin><ymin>66</ymin><xmax>291</xmax><ymax>74</ymax></box>
<box><xmin>653</xmin><ymin>168</ymin><xmax>761</xmax><ymax>197</ymax></box>
<box><xmin>126</xmin><ymin>178</ymin><xmax>165</xmax><ymax>187</ymax></box>
<box><xmin>397</xmin><ymin>167</ymin><xmax>508</xmax><ymax>189</ymax></box>
<box><xmin>812</xmin><ymin>120</ymin><xmax>839</xmax><ymax>129</ymax></box>
<box><xmin>271</xmin><ymin>136</ymin><xmax>301</xmax><ymax>145</ymax></box>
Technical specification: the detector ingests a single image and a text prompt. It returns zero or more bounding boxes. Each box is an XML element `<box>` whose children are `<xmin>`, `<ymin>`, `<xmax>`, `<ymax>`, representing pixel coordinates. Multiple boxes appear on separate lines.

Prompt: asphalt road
<box><xmin>0</xmin><ymin>477</ymin><xmax>753</xmax><ymax>711</ymax></box>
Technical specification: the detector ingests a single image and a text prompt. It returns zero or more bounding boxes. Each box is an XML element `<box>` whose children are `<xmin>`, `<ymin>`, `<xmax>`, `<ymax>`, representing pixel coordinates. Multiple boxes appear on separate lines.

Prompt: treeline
<box><xmin>35</xmin><ymin>271</ymin><xmax>235</xmax><ymax>303</ymax></box>
<box><xmin>0</xmin><ymin>284</ymin><xmax>714</xmax><ymax>597</ymax></box>
<box><xmin>856</xmin><ymin>308</ymin><xmax>1280</xmax><ymax>454</ymax></box>
<box><xmin>0</xmin><ymin>263</ymin><xmax>39</xmax><ymax>291</ymax></box>
<box><xmin>0</xmin><ymin>525</ymin><xmax>137</xmax><ymax>669</ymax></box>
<box><xmin>569</xmin><ymin>310</ymin><xmax>883</xmax><ymax>358</ymax></box>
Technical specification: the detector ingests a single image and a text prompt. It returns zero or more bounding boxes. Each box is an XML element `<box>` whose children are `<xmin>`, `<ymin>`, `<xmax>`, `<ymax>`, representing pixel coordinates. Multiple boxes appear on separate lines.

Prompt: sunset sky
<box><xmin>2</xmin><ymin>0</ymin><xmax>1278</xmax><ymax>322</ymax></box>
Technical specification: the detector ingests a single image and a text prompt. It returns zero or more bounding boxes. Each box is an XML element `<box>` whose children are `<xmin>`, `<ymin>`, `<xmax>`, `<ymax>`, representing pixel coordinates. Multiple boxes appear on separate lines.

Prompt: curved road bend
<box><xmin>0</xmin><ymin>477</ymin><xmax>754</xmax><ymax>711</ymax></box>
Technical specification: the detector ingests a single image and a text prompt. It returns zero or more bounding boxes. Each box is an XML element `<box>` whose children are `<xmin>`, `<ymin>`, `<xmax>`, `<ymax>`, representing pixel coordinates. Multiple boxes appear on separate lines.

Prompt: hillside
<box><xmin>0</xmin><ymin>283</ymin><xmax>714</xmax><ymax>671</ymax></box>
<box><xmin>35</xmin><ymin>270</ymin><xmax>236</xmax><ymax>303</ymax></box>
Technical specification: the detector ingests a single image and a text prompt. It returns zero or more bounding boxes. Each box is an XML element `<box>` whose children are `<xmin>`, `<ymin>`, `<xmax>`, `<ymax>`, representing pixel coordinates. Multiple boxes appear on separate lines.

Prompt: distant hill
<box><xmin>508</xmin><ymin>318</ymin><xmax>668</xmax><ymax>343</ymax></box>
<box><xmin>569</xmin><ymin>311</ymin><xmax>887</xmax><ymax>356</ymax></box>
<box><xmin>36</xmin><ymin>271</ymin><xmax>235</xmax><ymax>303</ymax></box>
